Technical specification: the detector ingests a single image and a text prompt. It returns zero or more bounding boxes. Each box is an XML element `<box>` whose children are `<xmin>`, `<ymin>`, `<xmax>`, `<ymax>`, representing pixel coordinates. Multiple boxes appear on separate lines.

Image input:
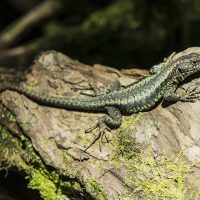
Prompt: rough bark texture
<box><xmin>0</xmin><ymin>48</ymin><xmax>200</xmax><ymax>200</ymax></box>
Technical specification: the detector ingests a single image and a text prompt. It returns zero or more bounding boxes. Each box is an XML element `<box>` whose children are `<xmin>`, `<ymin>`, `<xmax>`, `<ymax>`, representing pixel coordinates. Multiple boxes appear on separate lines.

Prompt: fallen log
<box><xmin>0</xmin><ymin>48</ymin><xmax>200</xmax><ymax>199</ymax></box>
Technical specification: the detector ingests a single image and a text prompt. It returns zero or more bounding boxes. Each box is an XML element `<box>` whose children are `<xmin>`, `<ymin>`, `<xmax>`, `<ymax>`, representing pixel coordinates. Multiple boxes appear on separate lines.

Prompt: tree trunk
<box><xmin>0</xmin><ymin>47</ymin><xmax>200</xmax><ymax>200</ymax></box>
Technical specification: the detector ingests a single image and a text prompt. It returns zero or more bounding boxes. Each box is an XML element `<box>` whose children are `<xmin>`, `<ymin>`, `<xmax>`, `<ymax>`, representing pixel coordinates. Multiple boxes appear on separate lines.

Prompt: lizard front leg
<box><xmin>163</xmin><ymin>84</ymin><xmax>200</xmax><ymax>102</ymax></box>
<box><xmin>84</xmin><ymin>106</ymin><xmax>122</xmax><ymax>151</ymax></box>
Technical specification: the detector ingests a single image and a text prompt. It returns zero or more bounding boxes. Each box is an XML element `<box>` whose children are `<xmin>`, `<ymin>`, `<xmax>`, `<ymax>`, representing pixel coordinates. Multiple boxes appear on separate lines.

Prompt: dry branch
<box><xmin>0</xmin><ymin>0</ymin><xmax>62</xmax><ymax>48</ymax></box>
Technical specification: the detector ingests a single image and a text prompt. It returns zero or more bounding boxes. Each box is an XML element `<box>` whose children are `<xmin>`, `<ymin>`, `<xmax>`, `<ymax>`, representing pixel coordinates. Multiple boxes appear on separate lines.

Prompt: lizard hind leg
<box><xmin>84</xmin><ymin>80</ymin><xmax>123</xmax><ymax>97</ymax></box>
<box><xmin>108</xmin><ymin>80</ymin><xmax>123</xmax><ymax>92</ymax></box>
<box><xmin>72</xmin><ymin>83</ymin><xmax>103</xmax><ymax>97</ymax></box>
<box><xmin>84</xmin><ymin>106</ymin><xmax>122</xmax><ymax>152</ymax></box>
<box><xmin>72</xmin><ymin>80</ymin><xmax>123</xmax><ymax>98</ymax></box>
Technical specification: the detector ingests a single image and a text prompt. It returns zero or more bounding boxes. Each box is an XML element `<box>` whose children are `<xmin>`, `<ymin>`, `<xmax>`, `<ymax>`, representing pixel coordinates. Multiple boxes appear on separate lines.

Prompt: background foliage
<box><xmin>1</xmin><ymin>0</ymin><xmax>200</xmax><ymax>68</ymax></box>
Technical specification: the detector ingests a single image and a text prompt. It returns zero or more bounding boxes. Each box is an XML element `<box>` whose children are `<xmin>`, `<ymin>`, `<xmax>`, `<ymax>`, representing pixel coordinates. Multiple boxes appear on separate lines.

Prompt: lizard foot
<box><xmin>72</xmin><ymin>83</ymin><xmax>103</xmax><ymax>97</ymax></box>
<box><xmin>84</xmin><ymin>120</ymin><xmax>109</xmax><ymax>152</ymax></box>
<box><xmin>84</xmin><ymin>106</ymin><xmax>122</xmax><ymax>152</ymax></box>
<box><xmin>181</xmin><ymin>86</ymin><xmax>200</xmax><ymax>102</ymax></box>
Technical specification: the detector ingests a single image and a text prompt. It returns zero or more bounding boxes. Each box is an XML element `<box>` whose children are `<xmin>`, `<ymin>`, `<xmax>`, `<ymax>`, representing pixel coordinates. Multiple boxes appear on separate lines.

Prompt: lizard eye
<box><xmin>192</xmin><ymin>60</ymin><xmax>197</xmax><ymax>64</ymax></box>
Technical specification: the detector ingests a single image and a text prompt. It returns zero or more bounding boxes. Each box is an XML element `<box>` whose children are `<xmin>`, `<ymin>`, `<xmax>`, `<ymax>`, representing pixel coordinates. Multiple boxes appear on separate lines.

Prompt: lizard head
<box><xmin>177</xmin><ymin>53</ymin><xmax>200</xmax><ymax>79</ymax></box>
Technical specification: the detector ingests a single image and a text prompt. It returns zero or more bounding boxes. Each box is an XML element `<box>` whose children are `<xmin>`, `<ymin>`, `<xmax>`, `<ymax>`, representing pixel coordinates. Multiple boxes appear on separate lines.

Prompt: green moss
<box><xmin>88</xmin><ymin>178</ymin><xmax>108</xmax><ymax>200</ymax></box>
<box><xmin>111</xmin><ymin>113</ymin><xmax>144</xmax><ymax>160</ymax></box>
<box><xmin>0</xmin><ymin>126</ymin><xmax>26</xmax><ymax>171</ymax></box>
<box><xmin>26</xmin><ymin>162</ymin><xmax>83</xmax><ymax>200</ymax></box>
<box><xmin>26</xmin><ymin>80</ymin><xmax>39</xmax><ymax>92</ymax></box>
<box><xmin>43</xmin><ymin>138</ymin><xmax>52</xmax><ymax>147</ymax></box>
<box><xmin>9</xmin><ymin>114</ymin><xmax>17</xmax><ymax>122</ymax></box>
<box><xmin>28</xmin><ymin>169</ymin><xmax>62</xmax><ymax>200</ymax></box>
<box><xmin>112</xmin><ymin>130</ymin><xmax>137</xmax><ymax>160</ymax></box>
<box><xmin>0</xmin><ymin>127</ymin><xmax>83</xmax><ymax>200</ymax></box>
<box><xmin>112</xmin><ymin>145</ymin><xmax>200</xmax><ymax>200</ymax></box>
<box><xmin>19</xmin><ymin>121</ymin><xmax>29</xmax><ymax>132</ymax></box>
<box><xmin>74</xmin><ymin>132</ymin><xmax>91</xmax><ymax>147</ymax></box>
<box><xmin>121</xmin><ymin>112</ymin><xmax>144</xmax><ymax>131</ymax></box>
<box><xmin>109</xmin><ymin>112</ymin><xmax>200</xmax><ymax>199</ymax></box>
<box><xmin>0</xmin><ymin>105</ymin><xmax>17</xmax><ymax>123</ymax></box>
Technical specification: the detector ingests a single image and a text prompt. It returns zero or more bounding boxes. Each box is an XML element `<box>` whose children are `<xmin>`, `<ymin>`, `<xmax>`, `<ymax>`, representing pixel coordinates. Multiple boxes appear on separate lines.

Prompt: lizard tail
<box><xmin>0</xmin><ymin>82</ymin><xmax>104</xmax><ymax>111</ymax></box>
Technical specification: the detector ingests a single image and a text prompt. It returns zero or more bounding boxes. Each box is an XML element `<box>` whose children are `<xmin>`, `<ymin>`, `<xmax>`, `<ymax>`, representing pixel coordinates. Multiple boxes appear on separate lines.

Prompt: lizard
<box><xmin>1</xmin><ymin>52</ymin><xmax>200</xmax><ymax>151</ymax></box>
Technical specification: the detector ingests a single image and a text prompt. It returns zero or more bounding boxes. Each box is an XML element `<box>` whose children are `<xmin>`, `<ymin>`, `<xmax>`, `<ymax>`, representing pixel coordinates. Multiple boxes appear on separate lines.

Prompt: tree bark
<box><xmin>0</xmin><ymin>47</ymin><xmax>200</xmax><ymax>200</ymax></box>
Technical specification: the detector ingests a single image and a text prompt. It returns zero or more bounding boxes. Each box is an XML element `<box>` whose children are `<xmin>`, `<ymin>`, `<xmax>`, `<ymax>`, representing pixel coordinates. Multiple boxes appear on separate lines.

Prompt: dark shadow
<box><xmin>0</xmin><ymin>170</ymin><xmax>41</xmax><ymax>200</ymax></box>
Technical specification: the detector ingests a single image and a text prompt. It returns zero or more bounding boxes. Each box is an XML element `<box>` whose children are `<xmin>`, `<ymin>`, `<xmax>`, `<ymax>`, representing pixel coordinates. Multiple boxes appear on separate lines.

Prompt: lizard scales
<box><xmin>0</xmin><ymin>53</ymin><xmax>199</xmax><ymax>112</ymax></box>
<box><xmin>1</xmin><ymin>52</ymin><xmax>200</xmax><ymax>149</ymax></box>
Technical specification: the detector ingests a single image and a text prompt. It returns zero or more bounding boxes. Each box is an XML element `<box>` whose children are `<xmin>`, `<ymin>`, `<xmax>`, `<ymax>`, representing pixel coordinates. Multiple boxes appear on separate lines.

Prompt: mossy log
<box><xmin>0</xmin><ymin>48</ymin><xmax>200</xmax><ymax>200</ymax></box>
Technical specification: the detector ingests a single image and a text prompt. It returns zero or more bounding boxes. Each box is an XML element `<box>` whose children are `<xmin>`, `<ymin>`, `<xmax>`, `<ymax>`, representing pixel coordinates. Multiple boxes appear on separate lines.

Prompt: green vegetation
<box><xmin>0</xmin><ymin>125</ymin><xmax>83</xmax><ymax>200</ymax></box>
<box><xmin>88</xmin><ymin>178</ymin><xmax>108</xmax><ymax>200</ymax></box>
<box><xmin>111</xmin><ymin>121</ymin><xmax>200</xmax><ymax>200</ymax></box>
<box><xmin>82</xmin><ymin>0</ymin><xmax>134</xmax><ymax>32</ymax></box>
<box><xmin>36</xmin><ymin>0</ymin><xmax>200</xmax><ymax>68</ymax></box>
<box><xmin>2</xmin><ymin>1</ymin><xmax>200</xmax><ymax>67</ymax></box>
<box><xmin>127</xmin><ymin>150</ymin><xmax>200</xmax><ymax>199</ymax></box>
<box><xmin>28</xmin><ymin>169</ymin><xmax>63</xmax><ymax>200</ymax></box>
<box><xmin>26</xmin><ymin>80</ymin><xmax>39</xmax><ymax>93</ymax></box>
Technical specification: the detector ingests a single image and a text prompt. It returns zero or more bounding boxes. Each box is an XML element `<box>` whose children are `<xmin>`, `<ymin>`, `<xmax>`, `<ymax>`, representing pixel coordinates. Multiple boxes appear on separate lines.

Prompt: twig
<box><xmin>0</xmin><ymin>0</ymin><xmax>62</xmax><ymax>48</ymax></box>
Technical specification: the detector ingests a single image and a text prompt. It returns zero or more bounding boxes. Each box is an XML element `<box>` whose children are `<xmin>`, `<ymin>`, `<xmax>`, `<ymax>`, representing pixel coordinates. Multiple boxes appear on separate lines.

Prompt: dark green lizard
<box><xmin>1</xmin><ymin>52</ymin><xmax>200</xmax><ymax>150</ymax></box>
